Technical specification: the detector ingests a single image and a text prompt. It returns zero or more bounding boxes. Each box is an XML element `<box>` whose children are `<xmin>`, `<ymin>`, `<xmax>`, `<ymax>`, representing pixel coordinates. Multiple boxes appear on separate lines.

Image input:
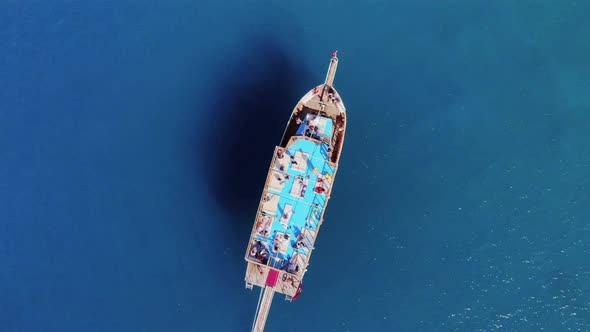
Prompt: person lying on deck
<box><xmin>293</xmin><ymin>241</ymin><xmax>307</xmax><ymax>249</ymax></box>
<box><xmin>314</xmin><ymin>186</ymin><xmax>326</xmax><ymax>194</ymax></box>
<box><xmin>283</xmin><ymin>209</ymin><xmax>294</xmax><ymax>220</ymax></box>
<box><xmin>294</xmin><ymin>231</ymin><xmax>307</xmax><ymax>249</ymax></box>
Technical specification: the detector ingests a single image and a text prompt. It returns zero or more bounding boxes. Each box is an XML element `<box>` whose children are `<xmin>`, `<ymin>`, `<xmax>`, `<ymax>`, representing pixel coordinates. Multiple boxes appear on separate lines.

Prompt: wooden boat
<box><xmin>244</xmin><ymin>51</ymin><xmax>347</xmax><ymax>332</ymax></box>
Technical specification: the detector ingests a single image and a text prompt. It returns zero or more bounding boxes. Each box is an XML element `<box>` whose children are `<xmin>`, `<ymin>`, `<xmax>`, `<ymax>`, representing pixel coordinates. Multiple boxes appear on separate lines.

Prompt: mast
<box><xmin>250</xmin><ymin>269</ymin><xmax>280</xmax><ymax>332</ymax></box>
<box><xmin>324</xmin><ymin>50</ymin><xmax>339</xmax><ymax>86</ymax></box>
<box><xmin>251</xmin><ymin>286</ymin><xmax>276</xmax><ymax>332</ymax></box>
<box><xmin>320</xmin><ymin>51</ymin><xmax>339</xmax><ymax>108</ymax></box>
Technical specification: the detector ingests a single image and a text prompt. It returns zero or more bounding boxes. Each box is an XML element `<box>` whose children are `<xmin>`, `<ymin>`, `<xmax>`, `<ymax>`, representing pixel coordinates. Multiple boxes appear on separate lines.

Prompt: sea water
<box><xmin>1</xmin><ymin>1</ymin><xmax>589</xmax><ymax>331</ymax></box>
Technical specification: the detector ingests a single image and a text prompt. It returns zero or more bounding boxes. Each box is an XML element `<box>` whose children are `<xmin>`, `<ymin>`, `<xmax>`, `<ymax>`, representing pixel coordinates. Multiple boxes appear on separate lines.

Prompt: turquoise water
<box><xmin>1</xmin><ymin>1</ymin><xmax>589</xmax><ymax>331</ymax></box>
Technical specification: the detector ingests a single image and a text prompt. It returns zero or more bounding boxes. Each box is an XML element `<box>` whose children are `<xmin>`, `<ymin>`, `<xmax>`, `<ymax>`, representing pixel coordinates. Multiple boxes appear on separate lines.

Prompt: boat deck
<box><xmin>245</xmin><ymin>115</ymin><xmax>337</xmax><ymax>296</ymax></box>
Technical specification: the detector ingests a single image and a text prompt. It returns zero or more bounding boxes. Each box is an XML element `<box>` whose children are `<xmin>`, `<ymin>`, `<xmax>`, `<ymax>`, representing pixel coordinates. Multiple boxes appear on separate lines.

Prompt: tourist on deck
<box><xmin>250</xmin><ymin>246</ymin><xmax>258</xmax><ymax>257</ymax></box>
<box><xmin>314</xmin><ymin>186</ymin><xmax>325</xmax><ymax>194</ymax></box>
<box><xmin>283</xmin><ymin>209</ymin><xmax>294</xmax><ymax>220</ymax></box>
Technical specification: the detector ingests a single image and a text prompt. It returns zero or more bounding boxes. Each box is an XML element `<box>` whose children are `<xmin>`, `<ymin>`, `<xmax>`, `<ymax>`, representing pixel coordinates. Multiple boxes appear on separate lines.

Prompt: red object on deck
<box><xmin>332</xmin><ymin>50</ymin><xmax>338</xmax><ymax>58</ymax></box>
<box><xmin>265</xmin><ymin>269</ymin><xmax>279</xmax><ymax>287</ymax></box>
<box><xmin>292</xmin><ymin>283</ymin><xmax>303</xmax><ymax>301</ymax></box>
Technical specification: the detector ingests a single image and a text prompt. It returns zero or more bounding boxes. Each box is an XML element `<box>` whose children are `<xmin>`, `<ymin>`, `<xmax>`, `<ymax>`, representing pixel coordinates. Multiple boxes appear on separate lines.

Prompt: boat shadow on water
<box><xmin>200</xmin><ymin>39</ymin><xmax>312</xmax><ymax>274</ymax></box>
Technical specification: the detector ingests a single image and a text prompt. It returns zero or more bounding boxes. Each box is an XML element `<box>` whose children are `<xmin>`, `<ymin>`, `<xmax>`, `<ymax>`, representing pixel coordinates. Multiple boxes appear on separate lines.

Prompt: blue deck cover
<box><xmin>250</xmin><ymin>115</ymin><xmax>336</xmax><ymax>272</ymax></box>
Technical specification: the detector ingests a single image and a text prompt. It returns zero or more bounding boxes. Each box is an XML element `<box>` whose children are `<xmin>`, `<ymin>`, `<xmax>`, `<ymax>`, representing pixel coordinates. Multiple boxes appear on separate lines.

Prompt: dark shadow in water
<box><xmin>199</xmin><ymin>37</ymin><xmax>312</xmax><ymax>268</ymax></box>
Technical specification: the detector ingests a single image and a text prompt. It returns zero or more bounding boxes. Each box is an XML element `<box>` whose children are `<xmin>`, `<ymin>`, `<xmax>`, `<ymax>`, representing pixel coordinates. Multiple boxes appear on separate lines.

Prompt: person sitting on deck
<box><xmin>305</xmin><ymin>115</ymin><xmax>320</xmax><ymax>131</ymax></box>
<box><xmin>250</xmin><ymin>246</ymin><xmax>258</xmax><ymax>257</ymax></box>
<box><xmin>287</xmin><ymin>261</ymin><xmax>297</xmax><ymax>273</ymax></box>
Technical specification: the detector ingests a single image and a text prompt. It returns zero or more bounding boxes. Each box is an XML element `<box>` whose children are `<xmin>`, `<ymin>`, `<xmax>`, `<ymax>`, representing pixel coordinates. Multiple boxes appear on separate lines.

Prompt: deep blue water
<box><xmin>1</xmin><ymin>1</ymin><xmax>589</xmax><ymax>331</ymax></box>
